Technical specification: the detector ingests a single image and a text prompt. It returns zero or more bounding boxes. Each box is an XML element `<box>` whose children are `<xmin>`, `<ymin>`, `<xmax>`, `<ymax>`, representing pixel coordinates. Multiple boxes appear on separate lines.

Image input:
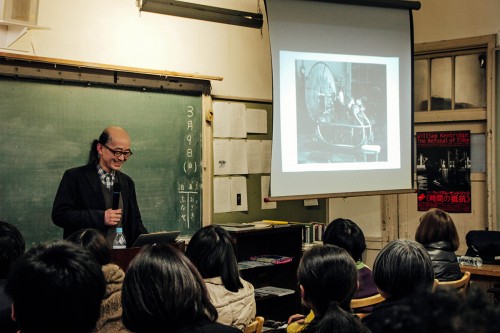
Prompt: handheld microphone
<box><xmin>112</xmin><ymin>181</ymin><xmax>121</xmax><ymax>210</ymax></box>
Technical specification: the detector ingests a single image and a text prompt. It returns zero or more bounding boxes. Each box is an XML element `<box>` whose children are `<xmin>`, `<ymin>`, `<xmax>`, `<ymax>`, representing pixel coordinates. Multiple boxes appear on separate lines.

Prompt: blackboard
<box><xmin>212</xmin><ymin>101</ymin><xmax>327</xmax><ymax>225</ymax></box>
<box><xmin>0</xmin><ymin>78</ymin><xmax>202</xmax><ymax>246</ymax></box>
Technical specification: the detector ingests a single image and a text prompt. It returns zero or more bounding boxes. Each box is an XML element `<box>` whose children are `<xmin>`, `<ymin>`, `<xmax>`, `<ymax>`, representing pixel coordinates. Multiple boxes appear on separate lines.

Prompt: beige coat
<box><xmin>94</xmin><ymin>264</ymin><xmax>130</xmax><ymax>333</ymax></box>
<box><xmin>204</xmin><ymin>276</ymin><xmax>257</xmax><ymax>331</ymax></box>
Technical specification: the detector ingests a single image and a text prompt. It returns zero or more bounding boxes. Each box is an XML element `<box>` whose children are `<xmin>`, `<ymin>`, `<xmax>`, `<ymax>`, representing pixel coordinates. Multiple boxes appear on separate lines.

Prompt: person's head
<box><xmin>364</xmin><ymin>287</ymin><xmax>500</xmax><ymax>333</ymax></box>
<box><xmin>122</xmin><ymin>244</ymin><xmax>217</xmax><ymax>333</ymax></box>
<box><xmin>323</xmin><ymin>218</ymin><xmax>366</xmax><ymax>262</ymax></box>
<box><xmin>415</xmin><ymin>208</ymin><xmax>459</xmax><ymax>251</ymax></box>
<box><xmin>185</xmin><ymin>225</ymin><xmax>242</xmax><ymax>292</ymax></box>
<box><xmin>298</xmin><ymin>245</ymin><xmax>367</xmax><ymax>333</ymax></box>
<box><xmin>5</xmin><ymin>241</ymin><xmax>105</xmax><ymax>333</ymax></box>
<box><xmin>66</xmin><ymin>228</ymin><xmax>111</xmax><ymax>266</ymax></box>
<box><xmin>88</xmin><ymin>126</ymin><xmax>132</xmax><ymax>172</ymax></box>
<box><xmin>372</xmin><ymin>239</ymin><xmax>434</xmax><ymax>300</ymax></box>
<box><xmin>0</xmin><ymin>220</ymin><xmax>25</xmax><ymax>279</ymax></box>
<box><xmin>299</xmin><ymin>245</ymin><xmax>357</xmax><ymax>313</ymax></box>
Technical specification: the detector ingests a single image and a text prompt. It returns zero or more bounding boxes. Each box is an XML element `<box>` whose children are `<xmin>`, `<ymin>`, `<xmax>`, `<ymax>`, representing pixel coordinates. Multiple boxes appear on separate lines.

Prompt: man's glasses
<box><xmin>104</xmin><ymin>144</ymin><xmax>133</xmax><ymax>158</ymax></box>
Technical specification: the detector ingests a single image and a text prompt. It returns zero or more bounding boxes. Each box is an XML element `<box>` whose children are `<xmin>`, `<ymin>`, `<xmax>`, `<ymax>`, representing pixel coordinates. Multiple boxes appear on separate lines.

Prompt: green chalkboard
<box><xmin>0</xmin><ymin>78</ymin><xmax>202</xmax><ymax>246</ymax></box>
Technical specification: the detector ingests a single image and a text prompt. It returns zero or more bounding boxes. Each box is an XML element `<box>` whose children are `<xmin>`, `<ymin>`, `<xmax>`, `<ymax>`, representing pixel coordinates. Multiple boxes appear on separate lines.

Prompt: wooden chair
<box><xmin>351</xmin><ymin>293</ymin><xmax>385</xmax><ymax>318</ymax></box>
<box><xmin>244</xmin><ymin>316</ymin><xmax>264</xmax><ymax>333</ymax></box>
<box><xmin>435</xmin><ymin>271</ymin><xmax>471</xmax><ymax>296</ymax></box>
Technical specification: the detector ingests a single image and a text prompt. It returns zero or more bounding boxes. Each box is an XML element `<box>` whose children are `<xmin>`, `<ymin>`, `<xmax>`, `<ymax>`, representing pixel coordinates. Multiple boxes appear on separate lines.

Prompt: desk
<box><xmin>461</xmin><ymin>264</ymin><xmax>500</xmax><ymax>303</ymax></box>
<box><xmin>110</xmin><ymin>241</ymin><xmax>185</xmax><ymax>271</ymax></box>
<box><xmin>229</xmin><ymin>225</ymin><xmax>303</xmax><ymax>321</ymax></box>
<box><xmin>461</xmin><ymin>264</ymin><xmax>500</xmax><ymax>279</ymax></box>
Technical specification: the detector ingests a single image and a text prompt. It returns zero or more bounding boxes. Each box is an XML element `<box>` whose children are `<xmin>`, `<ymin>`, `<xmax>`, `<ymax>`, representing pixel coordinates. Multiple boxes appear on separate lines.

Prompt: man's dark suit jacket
<box><xmin>52</xmin><ymin>163</ymin><xmax>148</xmax><ymax>247</ymax></box>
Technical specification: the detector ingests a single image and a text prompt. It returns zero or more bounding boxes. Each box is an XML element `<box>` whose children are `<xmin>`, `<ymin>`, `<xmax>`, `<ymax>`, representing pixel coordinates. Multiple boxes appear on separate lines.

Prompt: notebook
<box><xmin>132</xmin><ymin>231</ymin><xmax>180</xmax><ymax>247</ymax></box>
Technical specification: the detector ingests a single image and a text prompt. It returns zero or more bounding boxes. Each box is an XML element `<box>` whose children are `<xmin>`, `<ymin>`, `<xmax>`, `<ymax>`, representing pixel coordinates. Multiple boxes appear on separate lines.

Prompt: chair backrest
<box><xmin>244</xmin><ymin>316</ymin><xmax>264</xmax><ymax>333</ymax></box>
<box><xmin>435</xmin><ymin>271</ymin><xmax>471</xmax><ymax>296</ymax></box>
<box><xmin>351</xmin><ymin>293</ymin><xmax>385</xmax><ymax>310</ymax></box>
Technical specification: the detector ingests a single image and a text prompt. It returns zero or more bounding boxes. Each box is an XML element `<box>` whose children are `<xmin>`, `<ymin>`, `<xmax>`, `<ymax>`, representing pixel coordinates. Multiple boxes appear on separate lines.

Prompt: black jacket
<box><xmin>52</xmin><ymin>163</ymin><xmax>148</xmax><ymax>247</ymax></box>
<box><xmin>424</xmin><ymin>241</ymin><xmax>462</xmax><ymax>281</ymax></box>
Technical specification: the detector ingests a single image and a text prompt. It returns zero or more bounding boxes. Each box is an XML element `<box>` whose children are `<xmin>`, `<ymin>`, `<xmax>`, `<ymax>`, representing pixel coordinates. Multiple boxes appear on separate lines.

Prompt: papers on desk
<box><xmin>238</xmin><ymin>260</ymin><xmax>273</xmax><ymax>270</ymax></box>
<box><xmin>218</xmin><ymin>223</ymin><xmax>257</xmax><ymax>231</ymax></box>
<box><xmin>254</xmin><ymin>286</ymin><xmax>295</xmax><ymax>297</ymax></box>
<box><xmin>250</xmin><ymin>254</ymin><xmax>293</xmax><ymax>264</ymax></box>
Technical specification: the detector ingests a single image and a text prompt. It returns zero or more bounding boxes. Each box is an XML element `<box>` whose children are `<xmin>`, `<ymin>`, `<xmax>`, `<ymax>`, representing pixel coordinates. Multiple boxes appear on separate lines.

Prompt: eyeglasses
<box><xmin>104</xmin><ymin>144</ymin><xmax>133</xmax><ymax>158</ymax></box>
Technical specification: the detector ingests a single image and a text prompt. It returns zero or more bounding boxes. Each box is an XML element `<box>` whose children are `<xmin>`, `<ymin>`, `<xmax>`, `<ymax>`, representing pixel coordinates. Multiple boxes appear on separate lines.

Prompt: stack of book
<box><xmin>238</xmin><ymin>260</ymin><xmax>273</xmax><ymax>270</ymax></box>
<box><xmin>249</xmin><ymin>254</ymin><xmax>293</xmax><ymax>264</ymax></box>
<box><xmin>289</xmin><ymin>221</ymin><xmax>326</xmax><ymax>244</ymax></box>
<box><xmin>254</xmin><ymin>286</ymin><xmax>295</xmax><ymax>297</ymax></box>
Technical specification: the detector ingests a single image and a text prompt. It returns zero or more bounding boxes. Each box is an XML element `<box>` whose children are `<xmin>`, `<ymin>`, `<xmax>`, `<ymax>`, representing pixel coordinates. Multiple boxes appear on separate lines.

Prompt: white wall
<box><xmin>5</xmin><ymin>0</ymin><xmax>499</xmax><ymax>101</ymax></box>
<box><xmin>18</xmin><ymin>0</ymin><xmax>272</xmax><ymax>101</ymax></box>
<box><xmin>413</xmin><ymin>0</ymin><xmax>500</xmax><ymax>44</ymax></box>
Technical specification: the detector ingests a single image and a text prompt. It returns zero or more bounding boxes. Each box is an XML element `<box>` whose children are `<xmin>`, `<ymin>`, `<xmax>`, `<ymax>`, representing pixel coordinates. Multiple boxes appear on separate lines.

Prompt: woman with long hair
<box><xmin>415</xmin><ymin>208</ymin><xmax>462</xmax><ymax>281</ymax></box>
<box><xmin>186</xmin><ymin>225</ymin><xmax>256</xmax><ymax>331</ymax></box>
<box><xmin>298</xmin><ymin>245</ymin><xmax>369</xmax><ymax>333</ymax></box>
<box><xmin>122</xmin><ymin>244</ymin><xmax>239</xmax><ymax>333</ymax></box>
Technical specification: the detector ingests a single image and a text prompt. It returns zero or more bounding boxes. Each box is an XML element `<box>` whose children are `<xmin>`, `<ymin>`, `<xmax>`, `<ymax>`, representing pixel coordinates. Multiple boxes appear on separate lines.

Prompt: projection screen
<box><xmin>266</xmin><ymin>0</ymin><xmax>417</xmax><ymax>198</ymax></box>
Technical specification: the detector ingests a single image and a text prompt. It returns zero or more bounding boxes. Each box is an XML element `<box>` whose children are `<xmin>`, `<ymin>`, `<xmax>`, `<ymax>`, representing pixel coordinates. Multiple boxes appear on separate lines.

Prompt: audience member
<box><xmin>0</xmin><ymin>221</ymin><xmax>25</xmax><ymax>333</ymax></box>
<box><xmin>67</xmin><ymin>228</ymin><xmax>129</xmax><ymax>333</ymax></box>
<box><xmin>362</xmin><ymin>239</ymin><xmax>435</xmax><ymax>330</ymax></box>
<box><xmin>297</xmin><ymin>245</ymin><xmax>369</xmax><ymax>333</ymax></box>
<box><xmin>288</xmin><ymin>218</ymin><xmax>377</xmax><ymax>333</ymax></box>
<box><xmin>415</xmin><ymin>208</ymin><xmax>462</xmax><ymax>281</ymax></box>
<box><xmin>365</xmin><ymin>286</ymin><xmax>500</xmax><ymax>333</ymax></box>
<box><xmin>323</xmin><ymin>218</ymin><xmax>378</xmax><ymax>300</ymax></box>
<box><xmin>121</xmin><ymin>243</ymin><xmax>240</xmax><ymax>333</ymax></box>
<box><xmin>5</xmin><ymin>241</ymin><xmax>106</xmax><ymax>333</ymax></box>
<box><xmin>186</xmin><ymin>225</ymin><xmax>256</xmax><ymax>331</ymax></box>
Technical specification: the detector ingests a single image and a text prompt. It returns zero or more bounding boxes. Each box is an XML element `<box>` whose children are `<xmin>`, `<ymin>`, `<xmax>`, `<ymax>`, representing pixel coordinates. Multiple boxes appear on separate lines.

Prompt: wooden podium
<box><xmin>110</xmin><ymin>240</ymin><xmax>185</xmax><ymax>271</ymax></box>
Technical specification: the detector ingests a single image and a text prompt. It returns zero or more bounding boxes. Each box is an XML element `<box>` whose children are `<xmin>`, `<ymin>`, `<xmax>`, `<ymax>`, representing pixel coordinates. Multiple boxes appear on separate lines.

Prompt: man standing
<box><xmin>52</xmin><ymin>126</ymin><xmax>148</xmax><ymax>247</ymax></box>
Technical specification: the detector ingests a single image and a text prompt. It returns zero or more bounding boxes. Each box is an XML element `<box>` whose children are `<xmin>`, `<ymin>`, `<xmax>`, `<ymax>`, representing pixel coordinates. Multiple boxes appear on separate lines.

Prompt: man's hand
<box><xmin>105</xmin><ymin>209</ymin><xmax>122</xmax><ymax>226</ymax></box>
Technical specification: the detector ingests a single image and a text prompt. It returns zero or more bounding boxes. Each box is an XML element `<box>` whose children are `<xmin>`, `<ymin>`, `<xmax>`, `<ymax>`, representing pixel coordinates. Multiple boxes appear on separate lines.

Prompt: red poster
<box><xmin>416</xmin><ymin>131</ymin><xmax>471</xmax><ymax>213</ymax></box>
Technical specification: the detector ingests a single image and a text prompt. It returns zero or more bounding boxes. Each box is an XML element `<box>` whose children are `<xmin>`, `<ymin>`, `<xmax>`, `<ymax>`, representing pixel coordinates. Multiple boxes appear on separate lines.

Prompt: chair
<box><xmin>351</xmin><ymin>293</ymin><xmax>385</xmax><ymax>318</ymax></box>
<box><xmin>434</xmin><ymin>271</ymin><xmax>471</xmax><ymax>296</ymax></box>
<box><xmin>244</xmin><ymin>316</ymin><xmax>264</xmax><ymax>333</ymax></box>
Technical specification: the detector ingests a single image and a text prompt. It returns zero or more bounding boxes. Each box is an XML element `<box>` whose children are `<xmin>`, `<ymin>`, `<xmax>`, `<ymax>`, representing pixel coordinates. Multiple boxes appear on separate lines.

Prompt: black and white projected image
<box><xmin>296</xmin><ymin>60</ymin><xmax>388</xmax><ymax>164</ymax></box>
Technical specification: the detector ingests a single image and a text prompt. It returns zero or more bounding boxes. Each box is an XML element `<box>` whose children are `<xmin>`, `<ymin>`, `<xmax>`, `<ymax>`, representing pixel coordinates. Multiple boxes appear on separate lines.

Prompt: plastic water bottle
<box><xmin>112</xmin><ymin>227</ymin><xmax>126</xmax><ymax>249</ymax></box>
<box><xmin>458</xmin><ymin>255</ymin><xmax>483</xmax><ymax>267</ymax></box>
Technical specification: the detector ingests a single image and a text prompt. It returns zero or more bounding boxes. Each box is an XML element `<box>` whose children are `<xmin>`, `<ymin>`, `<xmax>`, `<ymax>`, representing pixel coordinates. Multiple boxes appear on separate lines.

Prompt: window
<box><xmin>414</xmin><ymin>50</ymin><xmax>487</xmax><ymax>112</ymax></box>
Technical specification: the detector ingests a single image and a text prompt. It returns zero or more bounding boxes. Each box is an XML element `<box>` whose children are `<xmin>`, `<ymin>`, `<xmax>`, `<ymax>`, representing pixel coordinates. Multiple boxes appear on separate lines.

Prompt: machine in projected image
<box><xmin>302</xmin><ymin>61</ymin><xmax>381</xmax><ymax>163</ymax></box>
<box><xmin>280</xmin><ymin>51</ymin><xmax>400</xmax><ymax>173</ymax></box>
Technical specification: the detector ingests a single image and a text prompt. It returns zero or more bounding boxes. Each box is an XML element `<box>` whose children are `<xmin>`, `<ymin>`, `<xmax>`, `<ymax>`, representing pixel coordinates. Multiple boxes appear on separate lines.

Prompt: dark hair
<box><xmin>5</xmin><ymin>241</ymin><xmax>105</xmax><ymax>333</ymax></box>
<box><xmin>373</xmin><ymin>239</ymin><xmax>435</xmax><ymax>299</ymax></box>
<box><xmin>299</xmin><ymin>245</ymin><xmax>367</xmax><ymax>333</ymax></box>
<box><xmin>87</xmin><ymin>128</ymin><xmax>110</xmax><ymax>164</ymax></box>
<box><xmin>364</xmin><ymin>287</ymin><xmax>500</xmax><ymax>333</ymax></box>
<box><xmin>415</xmin><ymin>208</ymin><xmax>459</xmax><ymax>251</ymax></box>
<box><xmin>66</xmin><ymin>228</ymin><xmax>111</xmax><ymax>266</ymax></box>
<box><xmin>323</xmin><ymin>218</ymin><xmax>366</xmax><ymax>261</ymax></box>
<box><xmin>122</xmin><ymin>244</ymin><xmax>218</xmax><ymax>333</ymax></box>
<box><xmin>186</xmin><ymin>225</ymin><xmax>243</xmax><ymax>292</ymax></box>
<box><xmin>0</xmin><ymin>220</ymin><xmax>25</xmax><ymax>279</ymax></box>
